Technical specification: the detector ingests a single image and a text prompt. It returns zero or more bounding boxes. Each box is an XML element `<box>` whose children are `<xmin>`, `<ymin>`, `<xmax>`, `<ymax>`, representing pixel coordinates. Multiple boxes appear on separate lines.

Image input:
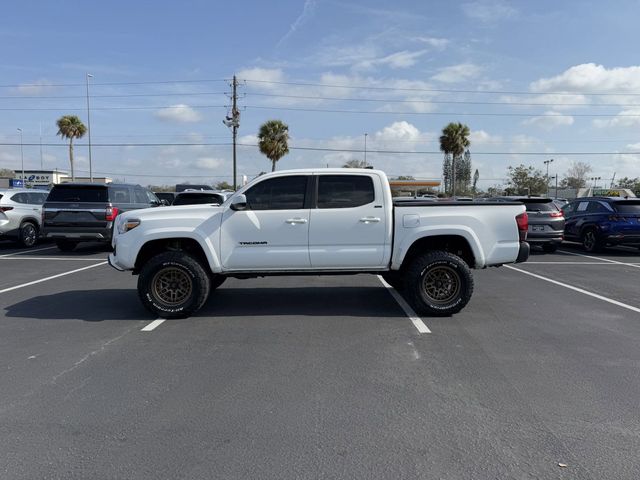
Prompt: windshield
<box><xmin>47</xmin><ymin>185</ymin><xmax>108</xmax><ymax>202</ymax></box>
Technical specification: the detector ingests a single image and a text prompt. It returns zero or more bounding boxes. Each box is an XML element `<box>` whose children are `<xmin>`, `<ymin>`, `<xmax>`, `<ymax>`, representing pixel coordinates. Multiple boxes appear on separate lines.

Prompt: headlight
<box><xmin>117</xmin><ymin>217</ymin><xmax>141</xmax><ymax>234</ymax></box>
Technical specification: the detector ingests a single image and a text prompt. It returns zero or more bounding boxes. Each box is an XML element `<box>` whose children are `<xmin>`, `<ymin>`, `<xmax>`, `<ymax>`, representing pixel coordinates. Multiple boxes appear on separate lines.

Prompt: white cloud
<box><xmin>461</xmin><ymin>1</ymin><xmax>517</xmax><ymax>23</ymax></box>
<box><xmin>626</xmin><ymin>142</ymin><xmax>640</xmax><ymax>150</ymax></box>
<box><xmin>469</xmin><ymin>130</ymin><xmax>503</xmax><ymax>145</ymax></box>
<box><xmin>431</xmin><ymin>63</ymin><xmax>482</xmax><ymax>83</ymax></box>
<box><xmin>500</xmin><ymin>93</ymin><xmax>589</xmax><ymax>111</ymax></box>
<box><xmin>154</xmin><ymin>104</ymin><xmax>202</xmax><ymax>123</ymax></box>
<box><xmin>531</xmin><ymin>63</ymin><xmax>640</xmax><ymax>104</ymax></box>
<box><xmin>593</xmin><ymin>108</ymin><xmax>640</xmax><ymax>128</ymax></box>
<box><xmin>194</xmin><ymin>157</ymin><xmax>224</xmax><ymax>170</ymax></box>
<box><xmin>414</xmin><ymin>37</ymin><xmax>449</xmax><ymax>50</ymax></box>
<box><xmin>375</xmin><ymin>121</ymin><xmax>421</xmax><ymax>142</ymax></box>
<box><xmin>356</xmin><ymin>50</ymin><xmax>428</xmax><ymax>71</ymax></box>
<box><xmin>523</xmin><ymin>111</ymin><xmax>574</xmax><ymax>130</ymax></box>
<box><xmin>13</xmin><ymin>79</ymin><xmax>55</xmax><ymax>95</ymax></box>
<box><xmin>236</xmin><ymin>67</ymin><xmax>285</xmax><ymax>85</ymax></box>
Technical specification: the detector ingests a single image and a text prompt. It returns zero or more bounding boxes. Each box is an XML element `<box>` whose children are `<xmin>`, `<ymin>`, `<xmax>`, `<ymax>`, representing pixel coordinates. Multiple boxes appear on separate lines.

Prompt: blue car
<box><xmin>562</xmin><ymin>197</ymin><xmax>640</xmax><ymax>252</ymax></box>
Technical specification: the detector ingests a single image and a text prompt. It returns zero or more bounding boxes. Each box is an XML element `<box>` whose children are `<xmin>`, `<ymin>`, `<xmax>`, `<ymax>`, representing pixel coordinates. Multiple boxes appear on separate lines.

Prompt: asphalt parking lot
<box><xmin>1</xmin><ymin>241</ymin><xmax>639</xmax><ymax>479</ymax></box>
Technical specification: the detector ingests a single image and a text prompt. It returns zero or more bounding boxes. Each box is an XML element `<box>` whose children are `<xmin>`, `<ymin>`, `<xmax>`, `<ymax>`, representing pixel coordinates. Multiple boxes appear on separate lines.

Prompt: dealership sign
<box><xmin>15</xmin><ymin>173</ymin><xmax>54</xmax><ymax>186</ymax></box>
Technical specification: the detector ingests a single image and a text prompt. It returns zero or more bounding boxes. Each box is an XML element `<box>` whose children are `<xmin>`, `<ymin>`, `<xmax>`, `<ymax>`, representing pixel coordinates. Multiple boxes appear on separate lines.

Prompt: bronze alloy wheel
<box><xmin>421</xmin><ymin>265</ymin><xmax>461</xmax><ymax>305</ymax></box>
<box><xmin>151</xmin><ymin>267</ymin><xmax>194</xmax><ymax>306</ymax></box>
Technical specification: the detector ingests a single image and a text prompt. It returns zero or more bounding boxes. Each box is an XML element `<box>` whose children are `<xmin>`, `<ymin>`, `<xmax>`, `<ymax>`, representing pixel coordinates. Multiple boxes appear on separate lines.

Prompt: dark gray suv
<box><xmin>43</xmin><ymin>183</ymin><xmax>161</xmax><ymax>251</ymax></box>
<box><xmin>488</xmin><ymin>197</ymin><xmax>565</xmax><ymax>252</ymax></box>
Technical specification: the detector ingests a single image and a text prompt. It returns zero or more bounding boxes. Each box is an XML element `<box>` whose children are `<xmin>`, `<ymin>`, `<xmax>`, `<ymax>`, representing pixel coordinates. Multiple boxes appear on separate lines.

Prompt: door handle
<box><xmin>285</xmin><ymin>218</ymin><xmax>308</xmax><ymax>224</ymax></box>
<box><xmin>359</xmin><ymin>217</ymin><xmax>381</xmax><ymax>223</ymax></box>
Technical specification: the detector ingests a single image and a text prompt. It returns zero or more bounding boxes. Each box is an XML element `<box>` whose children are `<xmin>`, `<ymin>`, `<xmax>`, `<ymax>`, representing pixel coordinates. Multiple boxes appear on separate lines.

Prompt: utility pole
<box><xmin>544</xmin><ymin>158</ymin><xmax>554</xmax><ymax>196</ymax></box>
<box><xmin>610</xmin><ymin>172</ymin><xmax>616</xmax><ymax>188</ymax></box>
<box><xmin>364</xmin><ymin>133</ymin><xmax>368</xmax><ymax>167</ymax></box>
<box><xmin>39</xmin><ymin>123</ymin><xmax>43</xmax><ymax>170</ymax></box>
<box><xmin>17</xmin><ymin>128</ymin><xmax>24</xmax><ymax>186</ymax></box>
<box><xmin>86</xmin><ymin>73</ymin><xmax>93</xmax><ymax>182</ymax></box>
<box><xmin>223</xmin><ymin>76</ymin><xmax>241</xmax><ymax>190</ymax></box>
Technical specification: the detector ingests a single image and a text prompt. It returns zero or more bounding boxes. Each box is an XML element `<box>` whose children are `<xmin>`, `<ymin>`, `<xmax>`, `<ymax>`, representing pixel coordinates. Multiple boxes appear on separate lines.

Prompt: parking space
<box><xmin>1</xmin><ymin>243</ymin><xmax>640</xmax><ymax>479</ymax></box>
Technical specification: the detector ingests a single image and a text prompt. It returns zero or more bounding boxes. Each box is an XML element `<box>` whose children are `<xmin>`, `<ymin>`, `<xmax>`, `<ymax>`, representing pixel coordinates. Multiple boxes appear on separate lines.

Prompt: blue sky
<box><xmin>1</xmin><ymin>0</ymin><xmax>640</xmax><ymax>188</ymax></box>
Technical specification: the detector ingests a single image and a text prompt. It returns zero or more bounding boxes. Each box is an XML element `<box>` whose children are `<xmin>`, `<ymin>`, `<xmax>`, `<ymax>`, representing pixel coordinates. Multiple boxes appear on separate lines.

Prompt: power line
<box><xmin>0</xmin><ymin>105</ymin><xmax>227</xmax><ymax>111</ymax></box>
<box><xmin>247</xmin><ymin>92</ymin><xmax>640</xmax><ymax>108</ymax></box>
<box><xmin>1</xmin><ymin>103</ymin><xmax>637</xmax><ymax>117</ymax></box>
<box><xmin>0</xmin><ymin>79</ymin><xmax>227</xmax><ymax>88</ymax></box>
<box><xmin>0</xmin><ymin>92</ymin><xmax>228</xmax><ymax>100</ymax></box>
<box><xmin>3</xmin><ymin>141</ymin><xmax>638</xmax><ymax>156</ymax></box>
<box><xmin>242</xmin><ymin>78</ymin><xmax>640</xmax><ymax>97</ymax></box>
<box><xmin>243</xmin><ymin>105</ymin><xmax>640</xmax><ymax>117</ymax></box>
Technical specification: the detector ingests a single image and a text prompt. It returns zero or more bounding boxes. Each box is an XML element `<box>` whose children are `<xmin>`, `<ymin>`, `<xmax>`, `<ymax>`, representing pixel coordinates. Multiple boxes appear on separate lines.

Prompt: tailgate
<box><xmin>44</xmin><ymin>202</ymin><xmax>108</xmax><ymax>228</ymax></box>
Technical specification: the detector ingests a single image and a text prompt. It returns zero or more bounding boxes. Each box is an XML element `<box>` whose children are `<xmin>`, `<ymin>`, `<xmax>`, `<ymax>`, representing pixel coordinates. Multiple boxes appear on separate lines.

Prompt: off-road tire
<box><xmin>19</xmin><ymin>222</ymin><xmax>38</xmax><ymax>248</ymax></box>
<box><xmin>581</xmin><ymin>228</ymin><xmax>604</xmax><ymax>253</ymax></box>
<box><xmin>56</xmin><ymin>240</ymin><xmax>78</xmax><ymax>252</ymax></box>
<box><xmin>138</xmin><ymin>251</ymin><xmax>210</xmax><ymax>319</ymax></box>
<box><xmin>542</xmin><ymin>243</ymin><xmax>558</xmax><ymax>253</ymax></box>
<box><xmin>404</xmin><ymin>251</ymin><xmax>474</xmax><ymax>317</ymax></box>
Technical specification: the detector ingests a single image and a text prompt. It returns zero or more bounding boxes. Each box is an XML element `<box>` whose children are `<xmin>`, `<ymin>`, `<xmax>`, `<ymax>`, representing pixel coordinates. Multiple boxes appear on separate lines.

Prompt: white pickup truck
<box><xmin>109</xmin><ymin>169</ymin><xmax>529</xmax><ymax>318</ymax></box>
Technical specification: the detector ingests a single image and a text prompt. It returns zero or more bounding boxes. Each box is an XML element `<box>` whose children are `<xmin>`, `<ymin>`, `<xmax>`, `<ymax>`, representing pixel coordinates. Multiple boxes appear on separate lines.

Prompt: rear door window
<box><xmin>587</xmin><ymin>201</ymin><xmax>611</xmax><ymax>213</ymax></box>
<box><xmin>317</xmin><ymin>175</ymin><xmax>375</xmax><ymax>209</ymax></box>
<box><xmin>28</xmin><ymin>192</ymin><xmax>48</xmax><ymax>205</ymax></box>
<box><xmin>134</xmin><ymin>188</ymin><xmax>149</xmax><ymax>204</ymax></box>
<box><xmin>48</xmin><ymin>186</ymin><xmax>108</xmax><ymax>202</ymax></box>
<box><xmin>11</xmin><ymin>192</ymin><xmax>29</xmax><ymax>204</ymax></box>
<box><xmin>109</xmin><ymin>186</ymin><xmax>132</xmax><ymax>204</ymax></box>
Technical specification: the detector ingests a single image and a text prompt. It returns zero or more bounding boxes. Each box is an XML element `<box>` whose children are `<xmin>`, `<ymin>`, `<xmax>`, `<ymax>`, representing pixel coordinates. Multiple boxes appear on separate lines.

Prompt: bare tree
<box><xmin>562</xmin><ymin>161</ymin><xmax>592</xmax><ymax>189</ymax></box>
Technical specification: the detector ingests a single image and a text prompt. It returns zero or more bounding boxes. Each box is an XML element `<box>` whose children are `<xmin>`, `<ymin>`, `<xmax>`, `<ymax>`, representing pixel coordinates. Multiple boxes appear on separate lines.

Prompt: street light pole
<box><xmin>86</xmin><ymin>73</ymin><xmax>93</xmax><ymax>182</ymax></box>
<box><xmin>364</xmin><ymin>133</ymin><xmax>368</xmax><ymax>167</ymax></box>
<box><xmin>17</xmin><ymin>128</ymin><xmax>24</xmax><ymax>186</ymax></box>
<box><xmin>544</xmin><ymin>158</ymin><xmax>554</xmax><ymax>196</ymax></box>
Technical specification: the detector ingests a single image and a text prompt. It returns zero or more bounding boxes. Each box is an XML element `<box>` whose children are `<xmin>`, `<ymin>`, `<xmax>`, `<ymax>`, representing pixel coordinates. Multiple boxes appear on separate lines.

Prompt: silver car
<box><xmin>0</xmin><ymin>189</ymin><xmax>49</xmax><ymax>247</ymax></box>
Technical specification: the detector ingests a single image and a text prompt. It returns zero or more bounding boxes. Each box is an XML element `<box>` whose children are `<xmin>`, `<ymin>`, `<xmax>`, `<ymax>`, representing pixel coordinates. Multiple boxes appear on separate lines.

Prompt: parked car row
<box><xmin>0</xmin><ymin>183</ymin><xmax>232</xmax><ymax>251</ymax></box>
<box><xmin>3</xmin><ymin>183</ymin><xmax>640</xmax><ymax>256</ymax></box>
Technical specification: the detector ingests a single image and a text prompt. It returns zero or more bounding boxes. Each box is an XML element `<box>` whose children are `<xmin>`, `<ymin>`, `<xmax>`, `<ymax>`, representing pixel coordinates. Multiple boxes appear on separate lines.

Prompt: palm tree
<box><xmin>56</xmin><ymin>115</ymin><xmax>87</xmax><ymax>181</ymax></box>
<box><xmin>258</xmin><ymin>120</ymin><xmax>290</xmax><ymax>172</ymax></box>
<box><xmin>439</xmin><ymin>122</ymin><xmax>470</xmax><ymax>196</ymax></box>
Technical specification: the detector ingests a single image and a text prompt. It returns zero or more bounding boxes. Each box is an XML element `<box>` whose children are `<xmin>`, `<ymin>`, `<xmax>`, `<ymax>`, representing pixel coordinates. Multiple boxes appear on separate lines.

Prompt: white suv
<box><xmin>0</xmin><ymin>189</ymin><xmax>49</xmax><ymax>247</ymax></box>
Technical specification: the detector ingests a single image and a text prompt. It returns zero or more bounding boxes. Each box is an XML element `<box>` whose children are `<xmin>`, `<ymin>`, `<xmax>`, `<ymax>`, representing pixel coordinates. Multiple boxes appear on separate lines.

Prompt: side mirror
<box><xmin>229</xmin><ymin>194</ymin><xmax>247</xmax><ymax>211</ymax></box>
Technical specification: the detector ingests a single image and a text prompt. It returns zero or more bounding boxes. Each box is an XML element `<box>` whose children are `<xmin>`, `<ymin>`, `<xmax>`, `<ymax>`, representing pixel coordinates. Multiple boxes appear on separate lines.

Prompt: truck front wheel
<box><xmin>404</xmin><ymin>251</ymin><xmax>474</xmax><ymax>317</ymax></box>
<box><xmin>138</xmin><ymin>251</ymin><xmax>211</xmax><ymax>319</ymax></box>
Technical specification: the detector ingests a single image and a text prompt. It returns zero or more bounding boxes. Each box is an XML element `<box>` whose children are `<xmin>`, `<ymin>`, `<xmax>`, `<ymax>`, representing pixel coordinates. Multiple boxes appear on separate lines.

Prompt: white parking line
<box><xmin>0</xmin><ymin>256</ymin><xmax>107</xmax><ymax>262</ymax></box>
<box><xmin>505</xmin><ymin>265</ymin><xmax>640</xmax><ymax>314</ymax></box>
<box><xmin>0</xmin><ymin>246</ymin><xmax>58</xmax><ymax>258</ymax></box>
<box><xmin>525</xmin><ymin>261</ymin><xmax>640</xmax><ymax>265</ymax></box>
<box><xmin>0</xmin><ymin>261</ymin><xmax>107</xmax><ymax>294</ymax></box>
<box><xmin>558</xmin><ymin>249</ymin><xmax>640</xmax><ymax>269</ymax></box>
<box><xmin>377</xmin><ymin>276</ymin><xmax>431</xmax><ymax>334</ymax></box>
<box><xmin>141</xmin><ymin>319</ymin><xmax>165</xmax><ymax>331</ymax></box>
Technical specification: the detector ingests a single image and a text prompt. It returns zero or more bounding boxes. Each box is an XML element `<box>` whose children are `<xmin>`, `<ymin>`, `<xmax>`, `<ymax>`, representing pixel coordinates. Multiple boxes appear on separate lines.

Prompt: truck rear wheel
<box><xmin>138</xmin><ymin>251</ymin><xmax>211</xmax><ymax>319</ymax></box>
<box><xmin>404</xmin><ymin>251</ymin><xmax>473</xmax><ymax>317</ymax></box>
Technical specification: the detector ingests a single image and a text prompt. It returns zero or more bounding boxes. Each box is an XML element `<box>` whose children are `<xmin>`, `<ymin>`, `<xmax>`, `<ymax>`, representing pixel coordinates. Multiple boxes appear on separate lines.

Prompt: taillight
<box><xmin>0</xmin><ymin>206</ymin><xmax>14</xmax><ymax>212</ymax></box>
<box><xmin>106</xmin><ymin>206</ymin><xmax>119</xmax><ymax>222</ymax></box>
<box><xmin>549</xmin><ymin>211</ymin><xmax>564</xmax><ymax>218</ymax></box>
<box><xmin>516</xmin><ymin>212</ymin><xmax>528</xmax><ymax>241</ymax></box>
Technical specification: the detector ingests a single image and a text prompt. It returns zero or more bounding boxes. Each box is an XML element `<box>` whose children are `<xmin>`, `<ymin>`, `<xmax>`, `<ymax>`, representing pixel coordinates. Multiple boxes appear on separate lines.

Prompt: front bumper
<box><xmin>516</xmin><ymin>241</ymin><xmax>530</xmax><ymax>263</ymax></box>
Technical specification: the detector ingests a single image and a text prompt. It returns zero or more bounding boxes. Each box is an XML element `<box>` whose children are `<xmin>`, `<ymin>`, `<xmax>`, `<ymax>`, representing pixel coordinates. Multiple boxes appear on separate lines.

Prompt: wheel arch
<box><xmin>134</xmin><ymin>237</ymin><xmax>215</xmax><ymax>274</ymax></box>
<box><xmin>398</xmin><ymin>234</ymin><xmax>477</xmax><ymax>271</ymax></box>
